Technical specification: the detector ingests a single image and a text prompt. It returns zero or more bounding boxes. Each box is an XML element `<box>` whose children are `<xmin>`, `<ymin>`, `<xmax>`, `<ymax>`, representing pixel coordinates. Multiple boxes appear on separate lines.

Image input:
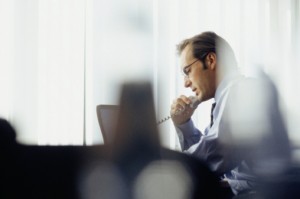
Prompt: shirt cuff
<box><xmin>175</xmin><ymin>119</ymin><xmax>196</xmax><ymax>135</ymax></box>
<box><xmin>175</xmin><ymin>119</ymin><xmax>200</xmax><ymax>150</ymax></box>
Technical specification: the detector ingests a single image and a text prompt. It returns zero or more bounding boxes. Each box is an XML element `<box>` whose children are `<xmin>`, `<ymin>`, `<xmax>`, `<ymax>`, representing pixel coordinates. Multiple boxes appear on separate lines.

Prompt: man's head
<box><xmin>177</xmin><ymin>31</ymin><xmax>237</xmax><ymax>101</ymax></box>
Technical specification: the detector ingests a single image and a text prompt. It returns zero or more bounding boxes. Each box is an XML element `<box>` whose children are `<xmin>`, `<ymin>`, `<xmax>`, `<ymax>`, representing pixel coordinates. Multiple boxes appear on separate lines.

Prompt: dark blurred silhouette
<box><xmin>0</xmin><ymin>119</ymin><xmax>19</xmax><ymax>198</ymax></box>
<box><xmin>0</xmin><ymin>82</ymin><xmax>221</xmax><ymax>199</ymax></box>
<box><xmin>0</xmin><ymin>118</ymin><xmax>108</xmax><ymax>199</ymax></box>
<box><xmin>104</xmin><ymin>81</ymin><xmax>222</xmax><ymax>199</ymax></box>
<box><xmin>2</xmin><ymin>79</ymin><xmax>299</xmax><ymax>199</ymax></box>
<box><xmin>0</xmin><ymin>118</ymin><xmax>17</xmax><ymax>148</ymax></box>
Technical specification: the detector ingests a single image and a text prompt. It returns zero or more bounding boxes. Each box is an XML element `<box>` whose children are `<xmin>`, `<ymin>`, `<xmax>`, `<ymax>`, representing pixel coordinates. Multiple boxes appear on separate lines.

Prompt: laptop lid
<box><xmin>96</xmin><ymin>105</ymin><xmax>119</xmax><ymax>144</ymax></box>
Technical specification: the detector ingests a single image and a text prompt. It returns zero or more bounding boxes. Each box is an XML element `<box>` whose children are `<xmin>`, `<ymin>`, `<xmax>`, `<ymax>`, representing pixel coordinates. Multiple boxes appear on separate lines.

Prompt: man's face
<box><xmin>180</xmin><ymin>44</ymin><xmax>216</xmax><ymax>102</ymax></box>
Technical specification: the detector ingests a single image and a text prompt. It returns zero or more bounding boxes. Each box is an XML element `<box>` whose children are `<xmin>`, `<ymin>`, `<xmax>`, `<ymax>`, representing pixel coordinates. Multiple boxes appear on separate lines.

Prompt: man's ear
<box><xmin>206</xmin><ymin>52</ymin><xmax>217</xmax><ymax>70</ymax></box>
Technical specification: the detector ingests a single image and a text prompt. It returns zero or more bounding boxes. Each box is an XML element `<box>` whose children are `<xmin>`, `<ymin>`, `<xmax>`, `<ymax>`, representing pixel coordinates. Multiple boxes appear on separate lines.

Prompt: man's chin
<box><xmin>196</xmin><ymin>93</ymin><xmax>203</xmax><ymax>102</ymax></box>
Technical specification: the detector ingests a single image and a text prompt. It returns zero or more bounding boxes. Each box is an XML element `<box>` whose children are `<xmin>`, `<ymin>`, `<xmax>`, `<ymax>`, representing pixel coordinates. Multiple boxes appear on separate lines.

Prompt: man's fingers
<box><xmin>171</xmin><ymin>98</ymin><xmax>188</xmax><ymax>114</ymax></box>
<box><xmin>180</xmin><ymin>95</ymin><xmax>192</xmax><ymax>104</ymax></box>
<box><xmin>173</xmin><ymin>97</ymin><xmax>189</xmax><ymax>107</ymax></box>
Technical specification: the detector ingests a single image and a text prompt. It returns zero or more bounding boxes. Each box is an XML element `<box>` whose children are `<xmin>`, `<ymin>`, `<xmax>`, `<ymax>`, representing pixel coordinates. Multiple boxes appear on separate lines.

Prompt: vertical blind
<box><xmin>0</xmin><ymin>0</ymin><xmax>299</xmax><ymax>147</ymax></box>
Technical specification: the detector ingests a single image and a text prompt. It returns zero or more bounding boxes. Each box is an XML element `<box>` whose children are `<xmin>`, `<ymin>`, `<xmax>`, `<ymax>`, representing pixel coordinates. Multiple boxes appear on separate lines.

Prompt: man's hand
<box><xmin>170</xmin><ymin>95</ymin><xmax>197</xmax><ymax>125</ymax></box>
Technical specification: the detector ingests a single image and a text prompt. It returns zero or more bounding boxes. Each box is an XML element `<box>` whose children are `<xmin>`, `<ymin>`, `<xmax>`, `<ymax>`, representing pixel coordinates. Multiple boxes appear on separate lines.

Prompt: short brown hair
<box><xmin>177</xmin><ymin>31</ymin><xmax>237</xmax><ymax>68</ymax></box>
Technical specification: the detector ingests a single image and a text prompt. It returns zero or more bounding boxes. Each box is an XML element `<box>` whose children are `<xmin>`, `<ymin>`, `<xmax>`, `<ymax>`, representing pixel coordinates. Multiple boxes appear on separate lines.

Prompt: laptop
<box><xmin>96</xmin><ymin>105</ymin><xmax>120</xmax><ymax>144</ymax></box>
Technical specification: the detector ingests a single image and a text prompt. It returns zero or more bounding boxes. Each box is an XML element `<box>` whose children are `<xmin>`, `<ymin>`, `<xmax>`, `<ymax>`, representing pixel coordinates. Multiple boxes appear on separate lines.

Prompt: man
<box><xmin>170</xmin><ymin>31</ymin><xmax>256</xmax><ymax>197</ymax></box>
<box><xmin>171</xmin><ymin>31</ymin><xmax>293</xmax><ymax>198</ymax></box>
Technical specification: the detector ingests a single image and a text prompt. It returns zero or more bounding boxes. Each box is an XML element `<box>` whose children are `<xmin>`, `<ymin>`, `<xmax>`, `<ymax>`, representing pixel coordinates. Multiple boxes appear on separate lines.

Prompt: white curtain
<box><xmin>1</xmin><ymin>0</ymin><xmax>299</xmax><ymax>147</ymax></box>
<box><xmin>86</xmin><ymin>0</ymin><xmax>300</xmax><ymax>148</ymax></box>
<box><xmin>0</xmin><ymin>0</ymin><xmax>85</xmax><ymax>145</ymax></box>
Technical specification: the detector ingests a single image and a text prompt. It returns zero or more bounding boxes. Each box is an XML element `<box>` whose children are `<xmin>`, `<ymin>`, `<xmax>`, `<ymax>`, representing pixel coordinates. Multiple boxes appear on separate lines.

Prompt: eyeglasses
<box><xmin>182</xmin><ymin>59</ymin><xmax>199</xmax><ymax>78</ymax></box>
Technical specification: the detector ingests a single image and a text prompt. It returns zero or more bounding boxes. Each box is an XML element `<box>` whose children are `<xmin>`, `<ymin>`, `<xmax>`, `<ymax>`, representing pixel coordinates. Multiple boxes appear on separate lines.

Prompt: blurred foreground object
<box><xmin>220</xmin><ymin>71</ymin><xmax>300</xmax><ymax>199</ymax></box>
<box><xmin>2</xmin><ymin>79</ymin><xmax>300</xmax><ymax>198</ymax></box>
<box><xmin>100</xmin><ymin>81</ymin><xmax>221</xmax><ymax>199</ymax></box>
<box><xmin>221</xmin><ymin>72</ymin><xmax>291</xmax><ymax>176</ymax></box>
<box><xmin>0</xmin><ymin>82</ymin><xmax>221</xmax><ymax>199</ymax></box>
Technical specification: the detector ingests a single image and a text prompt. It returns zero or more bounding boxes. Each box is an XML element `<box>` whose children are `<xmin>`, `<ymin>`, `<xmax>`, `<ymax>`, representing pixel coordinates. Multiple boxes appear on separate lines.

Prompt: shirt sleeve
<box><xmin>174</xmin><ymin>119</ymin><xmax>202</xmax><ymax>151</ymax></box>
